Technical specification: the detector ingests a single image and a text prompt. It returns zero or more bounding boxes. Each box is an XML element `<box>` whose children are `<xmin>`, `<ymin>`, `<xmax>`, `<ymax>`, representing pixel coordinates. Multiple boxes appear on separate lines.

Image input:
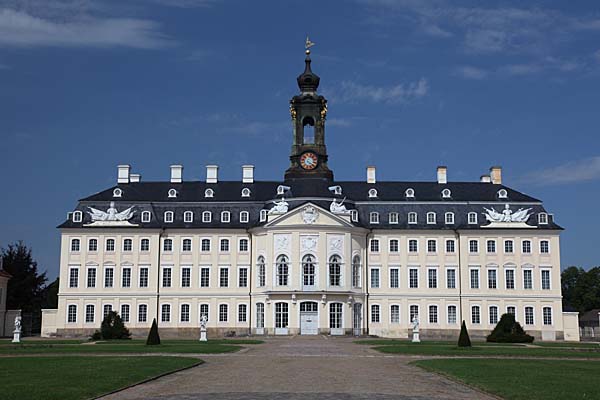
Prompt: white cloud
<box><xmin>593</xmin><ymin>50</ymin><xmax>600</xmax><ymax>63</ymax></box>
<box><xmin>0</xmin><ymin>7</ymin><xmax>173</xmax><ymax>49</ymax></box>
<box><xmin>522</xmin><ymin>156</ymin><xmax>600</xmax><ymax>185</ymax></box>
<box><xmin>500</xmin><ymin>63</ymin><xmax>542</xmax><ymax>76</ymax></box>
<box><xmin>328</xmin><ymin>78</ymin><xmax>428</xmax><ymax>104</ymax></box>
<box><xmin>455</xmin><ymin>65</ymin><xmax>488</xmax><ymax>80</ymax></box>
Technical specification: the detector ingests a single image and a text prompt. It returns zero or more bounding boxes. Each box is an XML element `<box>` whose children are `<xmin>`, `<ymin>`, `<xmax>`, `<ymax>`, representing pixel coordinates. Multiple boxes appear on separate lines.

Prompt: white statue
<box><xmin>199</xmin><ymin>314</ymin><xmax>207</xmax><ymax>342</ymax></box>
<box><xmin>330</xmin><ymin>197</ymin><xmax>349</xmax><ymax>214</ymax></box>
<box><xmin>268</xmin><ymin>198</ymin><xmax>289</xmax><ymax>214</ymax></box>
<box><xmin>12</xmin><ymin>316</ymin><xmax>22</xmax><ymax>343</ymax></box>
<box><xmin>484</xmin><ymin>204</ymin><xmax>531</xmax><ymax>223</ymax></box>
<box><xmin>411</xmin><ymin>316</ymin><xmax>420</xmax><ymax>343</ymax></box>
<box><xmin>88</xmin><ymin>201</ymin><xmax>135</xmax><ymax>222</ymax></box>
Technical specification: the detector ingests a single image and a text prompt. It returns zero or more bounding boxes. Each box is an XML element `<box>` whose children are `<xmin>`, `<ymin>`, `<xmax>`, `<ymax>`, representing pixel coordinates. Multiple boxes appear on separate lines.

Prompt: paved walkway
<box><xmin>100</xmin><ymin>336</ymin><xmax>495</xmax><ymax>400</ymax></box>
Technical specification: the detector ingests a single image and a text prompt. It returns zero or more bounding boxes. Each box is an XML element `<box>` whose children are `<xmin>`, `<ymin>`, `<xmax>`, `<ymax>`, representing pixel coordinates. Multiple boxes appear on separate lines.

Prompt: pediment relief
<box><xmin>264</xmin><ymin>203</ymin><xmax>354</xmax><ymax>229</ymax></box>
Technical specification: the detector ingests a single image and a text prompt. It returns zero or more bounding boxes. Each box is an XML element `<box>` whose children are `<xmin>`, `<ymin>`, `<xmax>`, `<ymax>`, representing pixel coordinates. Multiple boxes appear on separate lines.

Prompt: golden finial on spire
<box><xmin>305</xmin><ymin>35</ymin><xmax>315</xmax><ymax>55</ymax></box>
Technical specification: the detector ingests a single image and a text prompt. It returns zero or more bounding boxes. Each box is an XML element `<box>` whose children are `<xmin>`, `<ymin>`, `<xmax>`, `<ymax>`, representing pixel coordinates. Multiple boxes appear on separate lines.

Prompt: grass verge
<box><xmin>0</xmin><ymin>356</ymin><xmax>200</xmax><ymax>400</ymax></box>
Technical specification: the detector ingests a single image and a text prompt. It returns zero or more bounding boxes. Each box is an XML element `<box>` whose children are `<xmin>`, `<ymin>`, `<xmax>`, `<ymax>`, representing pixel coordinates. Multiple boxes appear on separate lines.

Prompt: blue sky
<box><xmin>1</xmin><ymin>0</ymin><xmax>599</xmax><ymax>279</ymax></box>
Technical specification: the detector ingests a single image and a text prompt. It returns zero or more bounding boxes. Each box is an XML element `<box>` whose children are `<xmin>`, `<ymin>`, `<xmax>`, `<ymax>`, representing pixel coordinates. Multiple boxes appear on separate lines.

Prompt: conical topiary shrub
<box><xmin>487</xmin><ymin>313</ymin><xmax>534</xmax><ymax>343</ymax></box>
<box><xmin>99</xmin><ymin>311</ymin><xmax>131</xmax><ymax>340</ymax></box>
<box><xmin>146</xmin><ymin>318</ymin><xmax>161</xmax><ymax>345</ymax></box>
<box><xmin>458</xmin><ymin>320</ymin><xmax>472</xmax><ymax>347</ymax></box>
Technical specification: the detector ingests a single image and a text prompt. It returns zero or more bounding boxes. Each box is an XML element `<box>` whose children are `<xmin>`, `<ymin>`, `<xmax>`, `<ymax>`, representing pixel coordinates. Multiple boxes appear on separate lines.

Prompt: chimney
<box><xmin>242</xmin><ymin>165</ymin><xmax>254</xmax><ymax>183</ymax></box>
<box><xmin>437</xmin><ymin>166</ymin><xmax>447</xmax><ymax>184</ymax></box>
<box><xmin>367</xmin><ymin>166</ymin><xmax>376</xmax><ymax>184</ymax></box>
<box><xmin>129</xmin><ymin>173</ymin><xmax>141</xmax><ymax>183</ymax></box>
<box><xmin>490</xmin><ymin>166</ymin><xmax>502</xmax><ymax>185</ymax></box>
<box><xmin>170</xmin><ymin>165</ymin><xmax>183</xmax><ymax>183</ymax></box>
<box><xmin>480</xmin><ymin>175</ymin><xmax>491</xmax><ymax>183</ymax></box>
<box><xmin>117</xmin><ymin>165</ymin><xmax>130</xmax><ymax>184</ymax></box>
<box><xmin>206</xmin><ymin>165</ymin><xmax>218</xmax><ymax>184</ymax></box>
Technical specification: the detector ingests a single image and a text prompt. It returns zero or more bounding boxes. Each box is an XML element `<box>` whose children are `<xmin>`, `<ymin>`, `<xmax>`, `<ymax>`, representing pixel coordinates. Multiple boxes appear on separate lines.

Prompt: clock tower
<box><xmin>284</xmin><ymin>43</ymin><xmax>333</xmax><ymax>181</ymax></box>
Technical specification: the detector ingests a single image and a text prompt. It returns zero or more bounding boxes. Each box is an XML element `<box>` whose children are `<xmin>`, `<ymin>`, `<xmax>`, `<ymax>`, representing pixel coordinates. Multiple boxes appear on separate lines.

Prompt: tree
<box><xmin>146</xmin><ymin>318</ymin><xmax>161</xmax><ymax>345</ymax></box>
<box><xmin>41</xmin><ymin>278</ymin><xmax>59</xmax><ymax>309</ymax></box>
<box><xmin>1</xmin><ymin>242</ymin><xmax>47</xmax><ymax>312</ymax></box>
<box><xmin>94</xmin><ymin>311</ymin><xmax>131</xmax><ymax>340</ymax></box>
<box><xmin>561</xmin><ymin>266</ymin><xmax>600</xmax><ymax>313</ymax></box>
<box><xmin>458</xmin><ymin>320</ymin><xmax>471</xmax><ymax>347</ymax></box>
<box><xmin>487</xmin><ymin>313</ymin><xmax>534</xmax><ymax>343</ymax></box>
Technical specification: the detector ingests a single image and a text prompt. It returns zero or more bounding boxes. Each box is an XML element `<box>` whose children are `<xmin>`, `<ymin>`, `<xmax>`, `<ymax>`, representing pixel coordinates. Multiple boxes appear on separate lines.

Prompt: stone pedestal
<box><xmin>12</xmin><ymin>331</ymin><xmax>21</xmax><ymax>343</ymax></box>
<box><xmin>412</xmin><ymin>331</ymin><xmax>420</xmax><ymax>343</ymax></box>
<box><xmin>199</xmin><ymin>328</ymin><xmax>207</xmax><ymax>342</ymax></box>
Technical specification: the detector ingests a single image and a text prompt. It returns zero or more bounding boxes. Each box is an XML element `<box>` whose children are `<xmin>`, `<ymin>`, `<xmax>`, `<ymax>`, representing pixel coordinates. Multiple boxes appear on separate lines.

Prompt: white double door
<box><xmin>300</xmin><ymin>301</ymin><xmax>319</xmax><ymax>335</ymax></box>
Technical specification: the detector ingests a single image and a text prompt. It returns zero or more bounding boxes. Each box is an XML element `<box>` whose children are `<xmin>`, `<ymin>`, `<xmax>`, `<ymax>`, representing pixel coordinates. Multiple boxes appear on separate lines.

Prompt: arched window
<box><xmin>88</xmin><ymin>238</ymin><xmax>98</xmax><ymax>252</ymax></box>
<box><xmin>408</xmin><ymin>212</ymin><xmax>417</xmax><ymax>224</ymax></box>
<box><xmin>113</xmin><ymin>188</ymin><xmax>123</xmax><ymax>198</ymax></box>
<box><xmin>241</xmin><ymin>188</ymin><xmax>251</xmax><ymax>197</ymax></box>
<box><xmin>276</xmin><ymin>255</ymin><xmax>289</xmax><ymax>286</ymax></box>
<box><xmin>240</xmin><ymin>211</ymin><xmax>249</xmax><ymax>223</ymax></box>
<box><xmin>352</xmin><ymin>255</ymin><xmax>361</xmax><ymax>288</ymax></box>
<box><xmin>468</xmin><ymin>212</ymin><xmax>478</xmax><ymax>224</ymax></box>
<box><xmin>405</xmin><ymin>188</ymin><xmax>415</xmax><ymax>198</ymax></box>
<box><xmin>445</xmin><ymin>212</ymin><xmax>454</xmax><ymax>224</ymax></box>
<box><xmin>168</xmin><ymin>188</ymin><xmax>177</xmax><ymax>198</ymax></box>
<box><xmin>140</xmin><ymin>238</ymin><xmax>150</xmax><ymax>252</ymax></box>
<box><xmin>369</xmin><ymin>212</ymin><xmax>379</xmax><ymax>224</ymax></box>
<box><xmin>72</xmin><ymin>211</ymin><xmax>82</xmax><ymax>223</ymax></box>
<box><xmin>182</xmin><ymin>238</ymin><xmax>192</xmax><ymax>252</ymax></box>
<box><xmin>123</xmin><ymin>238</ymin><xmax>132</xmax><ymax>252</ymax></box>
<box><xmin>71</xmin><ymin>238</ymin><xmax>80</xmax><ymax>252</ymax></box>
<box><xmin>141</xmin><ymin>211</ymin><xmax>151</xmax><ymax>223</ymax></box>
<box><xmin>204</xmin><ymin>188</ymin><xmax>214</xmax><ymax>198</ymax></box>
<box><xmin>202</xmin><ymin>211</ymin><xmax>212</xmax><ymax>223</ymax></box>
<box><xmin>498</xmin><ymin>189</ymin><xmax>508</xmax><ymax>199</ymax></box>
<box><xmin>221</xmin><ymin>211</ymin><xmax>230</xmax><ymax>223</ymax></box>
<box><xmin>302</xmin><ymin>254</ymin><xmax>316</xmax><ymax>288</ymax></box>
<box><xmin>538</xmin><ymin>212</ymin><xmax>548</xmax><ymax>224</ymax></box>
<box><xmin>164</xmin><ymin>211</ymin><xmax>174</xmax><ymax>223</ymax></box>
<box><xmin>368</xmin><ymin>188</ymin><xmax>378</xmax><ymax>198</ymax></box>
<box><xmin>442</xmin><ymin>188</ymin><xmax>451</xmax><ymax>198</ymax></box>
<box><xmin>329</xmin><ymin>255</ymin><xmax>341</xmax><ymax>287</ymax></box>
<box><xmin>105</xmin><ymin>239</ymin><xmax>115</xmax><ymax>252</ymax></box>
<box><xmin>427</xmin><ymin>212</ymin><xmax>436</xmax><ymax>224</ymax></box>
<box><xmin>163</xmin><ymin>238</ymin><xmax>173</xmax><ymax>252</ymax></box>
<box><xmin>260</xmin><ymin>209</ymin><xmax>268</xmax><ymax>222</ymax></box>
<box><xmin>257</xmin><ymin>256</ymin><xmax>266</xmax><ymax>287</ymax></box>
<box><xmin>183</xmin><ymin>211</ymin><xmax>193</xmax><ymax>223</ymax></box>
<box><xmin>302</xmin><ymin>116</ymin><xmax>315</xmax><ymax>144</ymax></box>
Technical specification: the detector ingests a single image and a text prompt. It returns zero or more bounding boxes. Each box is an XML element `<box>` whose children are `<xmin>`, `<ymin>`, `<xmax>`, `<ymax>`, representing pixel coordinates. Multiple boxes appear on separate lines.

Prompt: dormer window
<box><xmin>538</xmin><ymin>212</ymin><xmax>548</xmax><ymax>225</ymax></box>
<box><xmin>183</xmin><ymin>211</ymin><xmax>193</xmax><ymax>223</ymax></box>
<box><xmin>445</xmin><ymin>212</ymin><xmax>454</xmax><ymax>224</ymax></box>
<box><xmin>442</xmin><ymin>189</ymin><xmax>451</xmax><ymax>198</ymax></box>
<box><xmin>369</xmin><ymin>212</ymin><xmax>379</xmax><ymax>224</ymax></box>
<box><xmin>202</xmin><ymin>211</ymin><xmax>212</xmax><ymax>223</ymax></box>
<box><xmin>241</xmin><ymin>188</ymin><xmax>251</xmax><ymax>198</ymax></box>
<box><xmin>350</xmin><ymin>210</ymin><xmax>359</xmax><ymax>222</ymax></box>
<box><xmin>408</xmin><ymin>212</ymin><xmax>417</xmax><ymax>224</ymax></box>
<box><xmin>277</xmin><ymin>185</ymin><xmax>288</xmax><ymax>196</ymax></box>
<box><xmin>405</xmin><ymin>188</ymin><xmax>415</xmax><ymax>198</ymax></box>
<box><xmin>113</xmin><ymin>188</ymin><xmax>123</xmax><ymax>198</ymax></box>
<box><xmin>389</xmin><ymin>212</ymin><xmax>398</xmax><ymax>224</ymax></box>
<box><xmin>260</xmin><ymin>209</ymin><xmax>268</xmax><ymax>222</ymax></box>
<box><xmin>498</xmin><ymin>189</ymin><xmax>508</xmax><ymax>199</ymax></box>
<box><xmin>468</xmin><ymin>212</ymin><xmax>478</xmax><ymax>224</ymax></box>
<box><xmin>368</xmin><ymin>188</ymin><xmax>378</xmax><ymax>198</ymax></box>
<box><xmin>205</xmin><ymin>188</ymin><xmax>214</xmax><ymax>198</ymax></box>
<box><xmin>141</xmin><ymin>211</ymin><xmax>151</xmax><ymax>223</ymax></box>
<box><xmin>164</xmin><ymin>211</ymin><xmax>174</xmax><ymax>223</ymax></box>
<box><xmin>221</xmin><ymin>211</ymin><xmax>230</xmax><ymax>223</ymax></box>
<box><xmin>240</xmin><ymin>211</ymin><xmax>249</xmax><ymax>223</ymax></box>
<box><xmin>427</xmin><ymin>212</ymin><xmax>436</xmax><ymax>224</ymax></box>
<box><xmin>330</xmin><ymin>185</ymin><xmax>342</xmax><ymax>195</ymax></box>
<box><xmin>168</xmin><ymin>188</ymin><xmax>178</xmax><ymax>198</ymax></box>
<box><xmin>72</xmin><ymin>211</ymin><xmax>83</xmax><ymax>223</ymax></box>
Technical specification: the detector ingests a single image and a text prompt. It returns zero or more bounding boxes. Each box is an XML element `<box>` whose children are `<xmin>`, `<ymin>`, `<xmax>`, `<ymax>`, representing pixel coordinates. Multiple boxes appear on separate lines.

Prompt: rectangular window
<box><xmin>525</xmin><ymin>306</ymin><xmax>534</xmax><ymax>325</ymax></box>
<box><xmin>88</xmin><ymin>239</ymin><xmax>98</xmax><ymax>252</ymax></box>
<box><xmin>239</xmin><ymin>239</ymin><xmax>249</xmax><ymax>252</ymax></box>
<box><xmin>427</xmin><ymin>213</ymin><xmax>436</xmax><ymax>224</ymax></box>
<box><xmin>85</xmin><ymin>305</ymin><xmax>94</xmax><ymax>323</ymax></box>
<box><xmin>103</xmin><ymin>304</ymin><xmax>112</xmax><ymax>318</ymax></box>
<box><xmin>471</xmin><ymin>306</ymin><xmax>481</xmax><ymax>324</ymax></box>
<box><xmin>220</xmin><ymin>239</ymin><xmax>230</xmax><ymax>252</ymax></box>
<box><xmin>409</xmin><ymin>305</ymin><xmax>419</xmax><ymax>323</ymax></box>
<box><xmin>470</xmin><ymin>269</ymin><xmax>479</xmax><ymax>289</ymax></box>
<box><xmin>409</xmin><ymin>268</ymin><xmax>419</xmax><ymax>289</ymax></box>
<box><xmin>371</xmin><ymin>305</ymin><xmax>380</xmax><ymax>323</ymax></box>
<box><xmin>201</xmin><ymin>239</ymin><xmax>211</xmax><ymax>252</ymax></box>
<box><xmin>408</xmin><ymin>239</ymin><xmax>418</xmax><ymax>253</ymax></box>
<box><xmin>469</xmin><ymin>240</ymin><xmax>478</xmax><ymax>253</ymax></box>
<box><xmin>121</xmin><ymin>304</ymin><xmax>130</xmax><ymax>323</ymax></box>
<box><xmin>140</xmin><ymin>239</ymin><xmax>150</xmax><ymax>252</ymax></box>
<box><xmin>447</xmin><ymin>305</ymin><xmax>457</xmax><ymax>324</ymax></box>
<box><xmin>507</xmin><ymin>306</ymin><xmax>516</xmax><ymax>317</ymax></box>
<box><xmin>67</xmin><ymin>305</ymin><xmax>77</xmax><ymax>323</ymax></box>
<box><xmin>390</xmin><ymin>305</ymin><xmax>400</xmax><ymax>323</ymax></box>
<box><xmin>541</xmin><ymin>270</ymin><xmax>551</xmax><ymax>290</ymax></box>
<box><xmin>219</xmin><ymin>267</ymin><xmax>229</xmax><ymax>288</ymax></box>
<box><xmin>162</xmin><ymin>267</ymin><xmax>172</xmax><ymax>288</ymax></box>
<box><xmin>219</xmin><ymin>304</ymin><xmax>228</xmax><ymax>322</ymax></box>
<box><xmin>505</xmin><ymin>269</ymin><xmax>515</xmax><ymax>289</ymax></box>
<box><xmin>523</xmin><ymin>269</ymin><xmax>533</xmax><ymax>289</ymax></box>
<box><xmin>488</xmin><ymin>269</ymin><xmax>497</xmax><ymax>289</ymax></box>
<box><xmin>182</xmin><ymin>239</ymin><xmax>192</xmax><ymax>252</ymax></box>
<box><xmin>138</xmin><ymin>304</ymin><xmax>148</xmax><ymax>323</ymax></box>
<box><xmin>163</xmin><ymin>239</ymin><xmax>173</xmax><ymax>252</ymax></box>
<box><xmin>71</xmin><ymin>239</ymin><xmax>80</xmax><ymax>252</ymax></box>
<box><xmin>522</xmin><ymin>240</ymin><xmax>531</xmax><ymax>254</ymax></box>
<box><xmin>123</xmin><ymin>239</ymin><xmax>132</xmax><ymax>252</ymax></box>
<box><xmin>69</xmin><ymin>268</ymin><xmax>79</xmax><ymax>288</ymax></box>
<box><xmin>161</xmin><ymin>304</ymin><xmax>171</xmax><ymax>322</ymax></box>
<box><xmin>200</xmin><ymin>267</ymin><xmax>210</xmax><ymax>287</ymax></box>
<box><xmin>239</xmin><ymin>267</ymin><xmax>248</xmax><ymax>287</ymax></box>
<box><xmin>543</xmin><ymin>307</ymin><xmax>552</xmax><ymax>325</ymax></box>
<box><xmin>408</xmin><ymin>212</ymin><xmax>417</xmax><ymax>224</ymax></box>
<box><xmin>181</xmin><ymin>267</ymin><xmax>191</xmax><ymax>287</ymax></box>
<box><xmin>180</xmin><ymin>304</ymin><xmax>190</xmax><ymax>322</ymax></box>
<box><xmin>389</xmin><ymin>239</ymin><xmax>399</xmax><ymax>253</ymax></box>
<box><xmin>446</xmin><ymin>269</ymin><xmax>456</xmax><ymax>289</ymax></box>
<box><xmin>389</xmin><ymin>212</ymin><xmax>398</xmax><ymax>224</ymax></box>
<box><xmin>370</xmin><ymin>268</ymin><xmax>380</xmax><ymax>289</ymax></box>
<box><xmin>504</xmin><ymin>240</ymin><xmax>514</xmax><ymax>253</ymax></box>
<box><xmin>389</xmin><ymin>268</ymin><xmax>399</xmax><ymax>288</ymax></box>
<box><xmin>540</xmin><ymin>240</ymin><xmax>549</xmax><ymax>254</ymax></box>
<box><xmin>427</xmin><ymin>240</ymin><xmax>437</xmax><ymax>253</ymax></box>
<box><xmin>468</xmin><ymin>212</ymin><xmax>477</xmax><ymax>224</ymax></box>
<box><xmin>487</xmin><ymin>240</ymin><xmax>496</xmax><ymax>253</ymax></box>
<box><xmin>489</xmin><ymin>306</ymin><xmax>498</xmax><ymax>325</ymax></box>
<box><xmin>87</xmin><ymin>268</ymin><xmax>96</xmax><ymax>288</ymax></box>
<box><xmin>428</xmin><ymin>269</ymin><xmax>437</xmax><ymax>289</ymax></box>
<box><xmin>238</xmin><ymin>304</ymin><xmax>247</xmax><ymax>322</ymax></box>
<box><xmin>106</xmin><ymin>239</ymin><xmax>115</xmax><ymax>252</ymax></box>
<box><xmin>370</xmin><ymin>239</ymin><xmax>380</xmax><ymax>252</ymax></box>
<box><xmin>139</xmin><ymin>267</ymin><xmax>149</xmax><ymax>288</ymax></box>
<box><xmin>446</xmin><ymin>240</ymin><xmax>455</xmax><ymax>253</ymax></box>
<box><xmin>122</xmin><ymin>268</ymin><xmax>131</xmax><ymax>288</ymax></box>
<box><xmin>429</xmin><ymin>305</ymin><xmax>438</xmax><ymax>324</ymax></box>
<box><xmin>370</xmin><ymin>212</ymin><xmax>379</xmax><ymax>224</ymax></box>
<box><xmin>104</xmin><ymin>268</ymin><xmax>114</xmax><ymax>288</ymax></box>
<box><xmin>200</xmin><ymin>304</ymin><xmax>209</xmax><ymax>321</ymax></box>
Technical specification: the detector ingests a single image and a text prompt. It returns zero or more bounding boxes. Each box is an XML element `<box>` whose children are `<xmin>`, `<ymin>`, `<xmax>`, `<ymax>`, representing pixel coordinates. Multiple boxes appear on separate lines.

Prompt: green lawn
<box><xmin>361</xmin><ymin>341</ymin><xmax>600</xmax><ymax>358</ymax></box>
<box><xmin>0</xmin><ymin>356</ymin><xmax>201</xmax><ymax>400</ymax></box>
<box><xmin>0</xmin><ymin>339</ymin><xmax>262</xmax><ymax>354</ymax></box>
<box><xmin>414</xmin><ymin>359</ymin><xmax>600</xmax><ymax>400</ymax></box>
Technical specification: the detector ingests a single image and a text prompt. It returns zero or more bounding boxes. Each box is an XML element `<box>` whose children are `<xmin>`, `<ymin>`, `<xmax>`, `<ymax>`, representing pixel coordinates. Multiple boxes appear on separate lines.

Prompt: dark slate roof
<box><xmin>59</xmin><ymin>179</ymin><xmax>561</xmax><ymax>230</ymax></box>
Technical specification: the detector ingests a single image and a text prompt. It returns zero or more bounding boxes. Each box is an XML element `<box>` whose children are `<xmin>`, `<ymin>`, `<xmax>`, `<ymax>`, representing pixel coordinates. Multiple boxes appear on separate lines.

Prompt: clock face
<box><xmin>300</xmin><ymin>152</ymin><xmax>318</xmax><ymax>170</ymax></box>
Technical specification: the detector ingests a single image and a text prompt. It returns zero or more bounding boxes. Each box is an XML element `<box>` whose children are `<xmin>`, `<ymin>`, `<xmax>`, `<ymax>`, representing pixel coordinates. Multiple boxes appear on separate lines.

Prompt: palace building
<box><xmin>42</xmin><ymin>48</ymin><xmax>580</xmax><ymax>341</ymax></box>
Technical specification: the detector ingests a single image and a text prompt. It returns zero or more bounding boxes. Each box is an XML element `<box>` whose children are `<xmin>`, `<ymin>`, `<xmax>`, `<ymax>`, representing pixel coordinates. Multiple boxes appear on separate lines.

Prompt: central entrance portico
<box><xmin>299</xmin><ymin>301</ymin><xmax>318</xmax><ymax>335</ymax></box>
